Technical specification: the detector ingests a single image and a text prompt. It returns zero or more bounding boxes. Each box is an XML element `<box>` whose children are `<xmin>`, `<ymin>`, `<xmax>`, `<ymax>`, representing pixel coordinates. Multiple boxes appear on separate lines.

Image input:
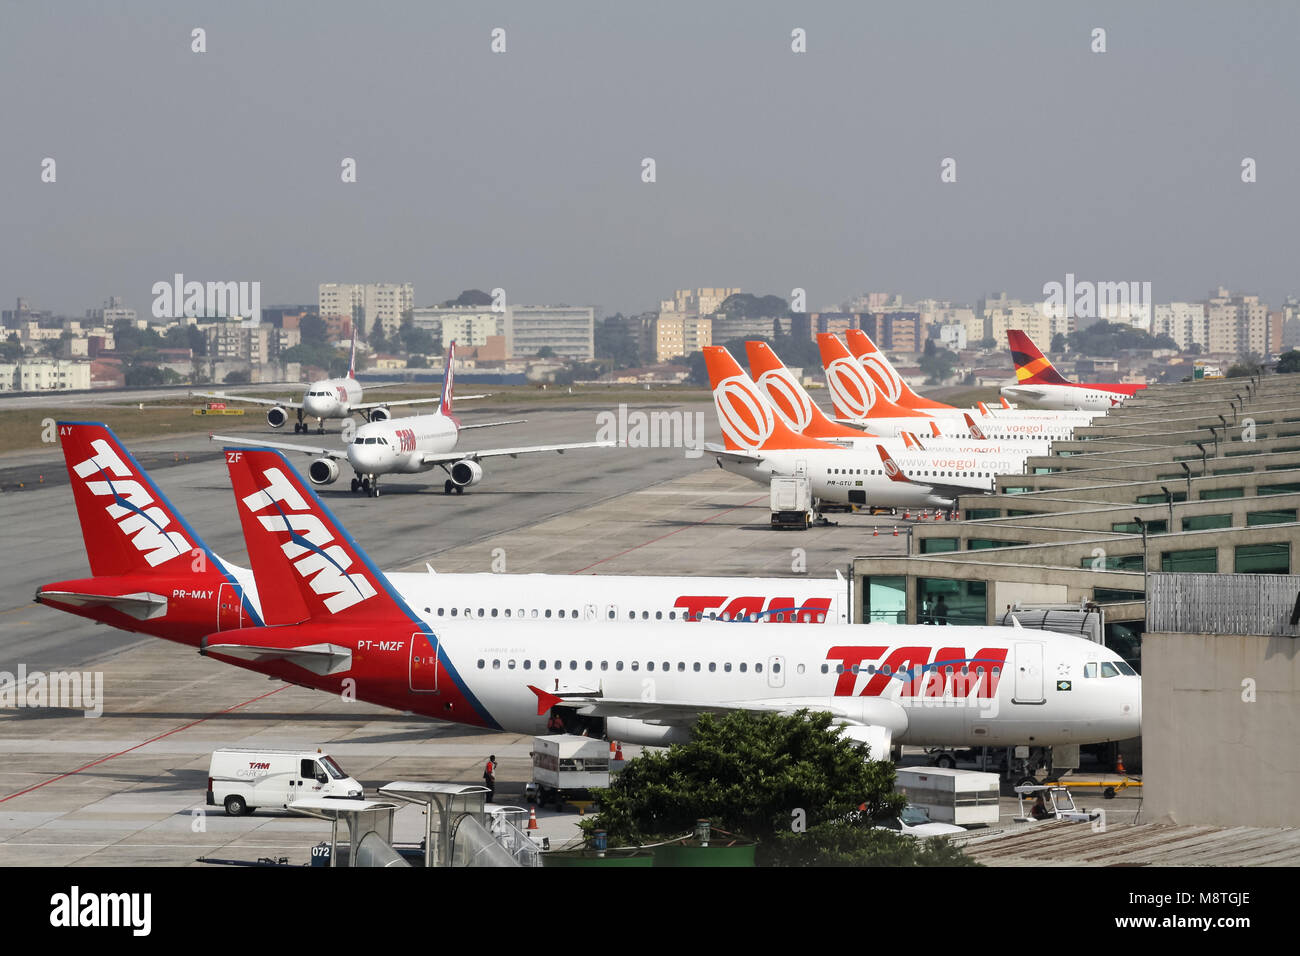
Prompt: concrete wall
<box><xmin>1142</xmin><ymin>630</ymin><xmax>1300</xmax><ymax>827</ymax></box>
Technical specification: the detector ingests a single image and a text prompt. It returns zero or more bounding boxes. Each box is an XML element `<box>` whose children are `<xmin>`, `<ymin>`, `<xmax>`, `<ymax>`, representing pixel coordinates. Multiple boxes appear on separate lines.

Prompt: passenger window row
<box><xmin>476</xmin><ymin>659</ymin><xmax>787</xmax><ymax>674</ymax></box>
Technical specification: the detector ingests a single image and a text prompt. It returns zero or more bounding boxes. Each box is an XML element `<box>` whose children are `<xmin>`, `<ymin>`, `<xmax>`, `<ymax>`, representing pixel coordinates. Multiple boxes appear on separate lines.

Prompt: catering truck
<box><xmin>207</xmin><ymin>748</ymin><xmax>363</xmax><ymax>816</ymax></box>
<box><xmin>894</xmin><ymin>767</ymin><xmax>1001</xmax><ymax>827</ymax></box>
<box><xmin>770</xmin><ymin>476</ymin><xmax>814</xmax><ymax>529</ymax></box>
<box><xmin>527</xmin><ymin>735</ymin><xmax>614</xmax><ymax>809</ymax></box>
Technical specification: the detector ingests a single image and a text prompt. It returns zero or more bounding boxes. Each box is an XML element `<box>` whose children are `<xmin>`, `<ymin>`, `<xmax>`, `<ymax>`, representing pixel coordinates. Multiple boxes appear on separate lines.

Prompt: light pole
<box><xmin>1179</xmin><ymin>460</ymin><xmax>1192</xmax><ymax>506</ymax></box>
<box><xmin>1160</xmin><ymin>485</ymin><xmax>1175</xmax><ymax>530</ymax></box>
<box><xmin>1194</xmin><ymin>441</ymin><xmax>1208</xmax><ymax>475</ymax></box>
<box><xmin>1134</xmin><ymin>516</ymin><xmax>1149</xmax><ymax>599</ymax></box>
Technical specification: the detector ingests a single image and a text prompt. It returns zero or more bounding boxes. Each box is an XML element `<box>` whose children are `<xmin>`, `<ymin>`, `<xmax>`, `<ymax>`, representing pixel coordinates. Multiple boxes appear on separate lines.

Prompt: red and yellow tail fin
<box><xmin>1007</xmin><ymin>329</ymin><xmax>1070</xmax><ymax>385</ymax></box>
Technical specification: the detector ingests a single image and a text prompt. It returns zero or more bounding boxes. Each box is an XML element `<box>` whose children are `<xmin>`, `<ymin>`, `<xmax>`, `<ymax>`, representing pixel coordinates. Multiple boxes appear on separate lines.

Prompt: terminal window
<box><xmin>1160</xmin><ymin>547</ymin><xmax>1218</xmax><ymax>573</ymax></box>
<box><xmin>1181</xmin><ymin>513</ymin><xmax>1232</xmax><ymax>531</ymax></box>
<box><xmin>1247</xmin><ymin>508</ymin><xmax>1296</xmax><ymax>526</ymax></box>
<box><xmin>1234</xmin><ymin>542</ymin><xmax>1290</xmax><ymax>575</ymax></box>
<box><xmin>916</xmin><ymin>578</ymin><xmax>986</xmax><ymax>627</ymax></box>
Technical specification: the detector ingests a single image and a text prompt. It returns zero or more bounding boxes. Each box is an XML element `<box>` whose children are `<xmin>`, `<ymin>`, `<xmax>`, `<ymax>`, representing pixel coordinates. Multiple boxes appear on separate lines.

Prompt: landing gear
<box><xmin>294</xmin><ymin>409</ymin><xmax>305</xmax><ymax>433</ymax></box>
<box><xmin>360</xmin><ymin>476</ymin><xmax>380</xmax><ymax>498</ymax></box>
<box><xmin>317</xmin><ymin>421</ymin><xmax>325</xmax><ymax>435</ymax></box>
<box><xmin>350</xmin><ymin>477</ymin><xmax>360</xmax><ymax>493</ymax></box>
<box><xmin>444</xmin><ymin>479</ymin><xmax>453</xmax><ymax>495</ymax></box>
<box><xmin>455</xmin><ymin>484</ymin><xmax>464</xmax><ymax>495</ymax></box>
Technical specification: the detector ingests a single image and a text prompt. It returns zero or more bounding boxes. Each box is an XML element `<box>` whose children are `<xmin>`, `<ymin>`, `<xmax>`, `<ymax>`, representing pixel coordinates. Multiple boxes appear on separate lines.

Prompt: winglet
<box><xmin>876</xmin><ymin>444</ymin><xmax>911</xmax><ymax>483</ymax></box>
<box><xmin>529</xmin><ymin>684</ymin><xmax>565</xmax><ymax>716</ymax></box>
<box><xmin>963</xmin><ymin>413</ymin><xmax>988</xmax><ymax>441</ymax></box>
<box><xmin>930</xmin><ymin>421</ymin><xmax>942</xmax><ymax>438</ymax></box>
<box><xmin>977</xmin><ymin>401</ymin><xmax>991</xmax><ymax>416</ymax></box>
<box><xmin>999</xmin><ymin>396</ymin><xmax>1012</xmax><ymax>409</ymax></box>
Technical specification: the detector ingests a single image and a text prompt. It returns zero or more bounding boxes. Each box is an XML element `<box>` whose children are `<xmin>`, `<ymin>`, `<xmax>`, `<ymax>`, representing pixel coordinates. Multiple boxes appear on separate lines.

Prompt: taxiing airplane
<box><xmin>705</xmin><ymin>347</ymin><xmax>1020</xmax><ymax>509</ymax></box>
<box><xmin>193</xmin><ymin>329</ymin><xmax>474</xmax><ymax>434</ymax></box>
<box><xmin>210</xmin><ymin>344</ymin><xmax>614</xmax><ymax>496</ymax></box>
<box><xmin>194</xmin><ymin>445</ymin><xmax>1142</xmax><ymax>752</ymax></box>
<box><xmin>35</xmin><ymin>422</ymin><xmax>846</xmax><ymax>650</ymax></box>
<box><xmin>1001</xmin><ymin>330</ymin><xmax>1147</xmax><ymax>411</ymax></box>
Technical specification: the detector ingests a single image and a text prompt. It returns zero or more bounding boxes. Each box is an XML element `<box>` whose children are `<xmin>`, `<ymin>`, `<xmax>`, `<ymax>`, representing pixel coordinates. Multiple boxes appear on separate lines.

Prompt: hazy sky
<box><xmin>2</xmin><ymin>1</ymin><xmax>1297</xmax><ymax>319</ymax></box>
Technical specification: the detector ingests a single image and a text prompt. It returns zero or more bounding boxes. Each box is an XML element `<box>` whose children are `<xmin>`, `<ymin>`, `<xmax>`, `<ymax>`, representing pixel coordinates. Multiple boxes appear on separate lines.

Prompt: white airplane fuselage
<box><xmin>301</xmin><ymin>377</ymin><xmax>365</xmax><ymax>421</ymax></box>
<box><xmin>346</xmin><ymin>413</ymin><xmax>460</xmax><ymax>476</ymax></box>
<box><xmin>1000</xmin><ymin>384</ymin><xmax>1129</xmax><ymax>412</ymax></box>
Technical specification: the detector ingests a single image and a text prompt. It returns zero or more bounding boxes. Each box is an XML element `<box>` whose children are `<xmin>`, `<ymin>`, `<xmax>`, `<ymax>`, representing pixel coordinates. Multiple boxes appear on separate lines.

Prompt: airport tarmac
<box><xmin>0</xmin><ymin>398</ymin><xmax>920</xmax><ymax>866</ymax></box>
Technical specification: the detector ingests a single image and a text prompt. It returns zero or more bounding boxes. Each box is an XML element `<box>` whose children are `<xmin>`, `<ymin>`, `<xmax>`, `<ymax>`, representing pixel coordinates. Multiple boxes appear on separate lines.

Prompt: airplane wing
<box><xmin>351</xmin><ymin>395</ymin><xmax>488</xmax><ymax>411</ymax></box>
<box><xmin>456</xmin><ymin>418</ymin><xmax>527</xmax><ymax>431</ymax></box>
<box><xmin>192</xmin><ymin>391</ymin><xmax>303</xmax><ymax>410</ymax></box>
<box><xmin>202</xmin><ymin>639</ymin><xmax>354</xmax><ymax>677</ymax></box>
<box><xmin>419</xmin><ymin>440</ymin><xmax>616</xmax><ymax>466</ymax></box>
<box><xmin>208</xmin><ymin>434</ymin><xmax>347</xmax><ymax>461</ymax></box>
<box><xmin>704</xmin><ymin>441</ymin><xmax>769</xmax><ymax>464</ymax></box>
<box><xmin>37</xmin><ymin>590</ymin><xmax>168</xmax><ymax>621</ymax></box>
<box><xmin>528</xmin><ymin>685</ymin><xmax>904</xmax><ymax>754</ymax></box>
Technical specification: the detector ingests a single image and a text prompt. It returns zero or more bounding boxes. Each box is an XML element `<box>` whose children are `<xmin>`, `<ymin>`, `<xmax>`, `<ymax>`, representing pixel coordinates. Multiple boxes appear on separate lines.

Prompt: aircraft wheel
<box><xmin>444</xmin><ymin>480</ymin><xmax>453</xmax><ymax>495</ymax></box>
<box><xmin>1016</xmin><ymin>775</ymin><xmax>1038</xmax><ymax>789</ymax></box>
<box><xmin>350</xmin><ymin>478</ymin><xmax>360</xmax><ymax>493</ymax></box>
<box><xmin>934</xmin><ymin>753</ymin><xmax>956</xmax><ymax>769</ymax></box>
<box><xmin>455</xmin><ymin>484</ymin><xmax>464</xmax><ymax>495</ymax></box>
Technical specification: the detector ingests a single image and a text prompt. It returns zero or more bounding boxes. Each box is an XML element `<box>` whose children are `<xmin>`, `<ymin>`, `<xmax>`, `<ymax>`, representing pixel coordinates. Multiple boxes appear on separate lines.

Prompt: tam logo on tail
<box><xmin>236</xmin><ymin>461</ymin><xmax>377</xmax><ymax>614</ymax></box>
<box><xmin>440</xmin><ymin>342</ymin><xmax>457</xmax><ymax>419</ymax></box>
<box><xmin>71</xmin><ymin>436</ymin><xmax>190</xmax><ymax>568</ymax></box>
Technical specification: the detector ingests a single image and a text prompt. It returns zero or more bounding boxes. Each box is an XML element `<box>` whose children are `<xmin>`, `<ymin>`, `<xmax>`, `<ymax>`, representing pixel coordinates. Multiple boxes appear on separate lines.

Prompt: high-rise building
<box><xmin>319</xmin><ymin>283</ymin><xmax>413</xmax><ymax>339</ymax></box>
<box><xmin>655</xmin><ymin>312</ymin><xmax>712</xmax><ymax>363</ymax></box>
<box><xmin>505</xmin><ymin>305</ymin><xmax>595</xmax><ymax>360</ymax></box>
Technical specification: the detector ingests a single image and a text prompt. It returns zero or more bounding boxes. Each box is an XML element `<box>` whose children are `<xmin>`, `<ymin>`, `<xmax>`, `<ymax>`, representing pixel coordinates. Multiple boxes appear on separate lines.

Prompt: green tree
<box><xmin>1276</xmin><ymin>350</ymin><xmax>1300</xmax><ymax>374</ymax></box>
<box><xmin>1050</xmin><ymin>332</ymin><xmax>1067</xmax><ymax>354</ymax></box>
<box><xmin>762</xmin><ymin>821</ymin><xmax>981</xmax><ymax>867</ymax></box>
<box><xmin>584</xmin><ymin>710</ymin><xmax>905</xmax><ymax>848</ymax></box>
<box><xmin>441</xmin><ymin>289</ymin><xmax>494</xmax><ymax>307</ymax></box>
<box><xmin>919</xmin><ymin>343</ymin><xmax>957</xmax><ymax>384</ymax></box>
<box><xmin>536</xmin><ymin>346</ymin><xmax>556</xmax><ymax>359</ymax></box>
<box><xmin>1</xmin><ymin>334</ymin><xmax>23</xmax><ymax>361</ymax></box>
<box><xmin>224</xmin><ymin>369</ymin><xmax>251</xmax><ymax>385</ymax></box>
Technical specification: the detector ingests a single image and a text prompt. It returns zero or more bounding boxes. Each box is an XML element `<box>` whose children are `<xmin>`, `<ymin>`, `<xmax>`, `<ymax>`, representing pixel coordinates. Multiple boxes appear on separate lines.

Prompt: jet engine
<box><xmin>308</xmin><ymin>458</ymin><xmax>341</xmax><ymax>485</ymax></box>
<box><xmin>368</xmin><ymin>406</ymin><xmax>391</xmax><ymax>423</ymax></box>
<box><xmin>266</xmin><ymin>406</ymin><xmax>288</xmax><ymax>428</ymax></box>
<box><xmin>450</xmin><ymin>460</ymin><xmax>484</xmax><ymax>487</ymax></box>
<box><xmin>603</xmin><ymin>718</ymin><xmax>691</xmax><ymax>747</ymax></box>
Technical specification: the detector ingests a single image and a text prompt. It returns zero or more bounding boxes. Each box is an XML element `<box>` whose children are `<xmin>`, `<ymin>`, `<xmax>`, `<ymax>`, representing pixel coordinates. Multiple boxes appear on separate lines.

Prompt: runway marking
<box><xmin>0</xmin><ymin>683</ymin><xmax>291</xmax><ymax>804</ymax></box>
<box><xmin>568</xmin><ymin>494</ymin><xmax>766</xmax><ymax>573</ymax></box>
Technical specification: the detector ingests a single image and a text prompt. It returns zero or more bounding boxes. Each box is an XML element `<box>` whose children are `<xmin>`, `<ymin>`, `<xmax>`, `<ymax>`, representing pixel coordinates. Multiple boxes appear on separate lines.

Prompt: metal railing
<box><xmin>1147</xmin><ymin>572</ymin><xmax>1300</xmax><ymax>637</ymax></box>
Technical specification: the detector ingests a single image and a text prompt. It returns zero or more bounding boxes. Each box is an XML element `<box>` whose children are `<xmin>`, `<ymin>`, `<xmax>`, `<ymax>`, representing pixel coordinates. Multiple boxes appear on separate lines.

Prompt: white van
<box><xmin>207</xmin><ymin>749</ymin><xmax>363</xmax><ymax>816</ymax></box>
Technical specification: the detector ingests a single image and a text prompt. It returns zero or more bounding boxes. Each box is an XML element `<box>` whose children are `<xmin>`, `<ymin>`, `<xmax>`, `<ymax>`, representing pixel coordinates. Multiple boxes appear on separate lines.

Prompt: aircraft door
<box><xmin>409</xmin><ymin>632</ymin><xmax>440</xmax><ymax>693</ymax></box>
<box><xmin>216</xmin><ymin>583</ymin><xmax>243</xmax><ymax>631</ymax></box>
<box><xmin>767</xmin><ymin>655</ymin><xmax>785</xmax><ymax>689</ymax></box>
<box><xmin>1013</xmin><ymin>642</ymin><xmax>1044</xmax><ymax>704</ymax></box>
<box><xmin>585</xmin><ymin>603</ymin><xmax>597</xmax><ymax>621</ymax></box>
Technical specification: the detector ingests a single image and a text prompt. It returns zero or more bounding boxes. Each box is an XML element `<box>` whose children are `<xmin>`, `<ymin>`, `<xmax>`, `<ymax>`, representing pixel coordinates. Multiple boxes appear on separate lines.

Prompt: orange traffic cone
<box><xmin>903</xmin><ymin>510</ymin><xmax>911</xmax><ymax>520</ymax></box>
<box><xmin>528</xmin><ymin>807</ymin><xmax>538</xmax><ymax>829</ymax></box>
<box><xmin>872</xmin><ymin>527</ymin><xmax>879</xmax><ymax>536</ymax></box>
<box><xmin>1116</xmin><ymin>752</ymin><xmax>1126</xmax><ymax>774</ymax></box>
<box><xmin>892</xmin><ymin>526</ymin><xmax>898</xmax><ymax>536</ymax></box>
<box><xmin>615</xmin><ymin>742</ymin><xmax>624</xmax><ymax>761</ymax></box>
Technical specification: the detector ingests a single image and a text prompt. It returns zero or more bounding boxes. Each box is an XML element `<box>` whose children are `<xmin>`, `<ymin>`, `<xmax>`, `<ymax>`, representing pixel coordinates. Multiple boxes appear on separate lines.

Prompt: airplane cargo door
<box><xmin>767</xmin><ymin>655</ymin><xmax>785</xmax><ymax>689</ymax></box>
<box><xmin>409</xmin><ymin>632</ymin><xmax>440</xmax><ymax>693</ymax></box>
<box><xmin>1013</xmin><ymin>642</ymin><xmax>1044</xmax><ymax>704</ymax></box>
<box><xmin>216</xmin><ymin>583</ymin><xmax>243</xmax><ymax>631</ymax></box>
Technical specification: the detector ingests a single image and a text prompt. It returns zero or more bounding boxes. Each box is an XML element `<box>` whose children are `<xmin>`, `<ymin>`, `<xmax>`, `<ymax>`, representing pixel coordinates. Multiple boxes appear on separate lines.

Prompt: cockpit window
<box><xmin>1100</xmin><ymin>661</ymin><xmax>1119</xmax><ymax>678</ymax></box>
<box><xmin>1115</xmin><ymin>661</ymin><xmax>1137</xmax><ymax>676</ymax></box>
<box><xmin>1082</xmin><ymin>662</ymin><xmax>1098</xmax><ymax>678</ymax></box>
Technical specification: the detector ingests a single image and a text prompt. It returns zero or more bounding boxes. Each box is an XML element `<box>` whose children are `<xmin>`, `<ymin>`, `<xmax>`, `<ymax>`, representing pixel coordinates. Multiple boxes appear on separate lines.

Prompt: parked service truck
<box><xmin>207</xmin><ymin>748</ymin><xmax>363</xmax><ymax>816</ymax></box>
<box><xmin>770</xmin><ymin>476</ymin><xmax>813</xmax><ymax>529</ymax></box>
<box><xmin>528</xmin><ymin>735</ymin><xmax>613</xmax><ymax>809</ymax></box>
<box><xmin>895</xmin><ymin>767</ymin><xmax>1001</xmax><ymax>827</ymax></box>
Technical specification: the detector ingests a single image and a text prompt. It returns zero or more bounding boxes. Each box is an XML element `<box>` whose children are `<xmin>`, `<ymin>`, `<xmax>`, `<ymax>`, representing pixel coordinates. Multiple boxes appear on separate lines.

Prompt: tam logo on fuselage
<box><xmin>240</xmin><ymin>466</ymin><xmax>377</xmax><ymax>613</ymax></box>
<box><xmin>71</xmin><ymin>438</ymin><xmax>189</xmax><ymax>567</ymax></box>
<box><xmin>394</xmin><ymin>428</ymin><xmax>416</xmax><ymax>454</ymax></box>
<box><xmin>826</xmin><ymin>645</ymin><xmax>1009</xmax><ymax>698</ymax></box>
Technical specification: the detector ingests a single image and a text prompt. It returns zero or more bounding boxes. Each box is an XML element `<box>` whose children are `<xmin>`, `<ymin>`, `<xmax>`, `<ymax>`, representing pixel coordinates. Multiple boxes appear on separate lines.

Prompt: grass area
<box><xmin>0</xmin><ymin>384</ymin><xmax>715</xmax><ymax>455</ymax></box>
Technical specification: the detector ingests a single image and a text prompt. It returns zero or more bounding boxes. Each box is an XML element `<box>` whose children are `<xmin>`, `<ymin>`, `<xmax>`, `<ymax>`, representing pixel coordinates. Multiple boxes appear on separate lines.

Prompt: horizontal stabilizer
<box><xmin>36</xmin><ymin>589</ymin><xmax>168</xmax><ymax>621</ymax></box>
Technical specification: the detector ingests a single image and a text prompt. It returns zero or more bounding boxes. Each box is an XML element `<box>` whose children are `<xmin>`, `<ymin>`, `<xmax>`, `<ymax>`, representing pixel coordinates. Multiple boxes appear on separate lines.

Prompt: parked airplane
<box><xmin>197</xmin><ymin>445</ymin><xmax>1142</xmax><ymax>752</ymax></box>
<box><xmin>744</xmin><ymin>340</ymin><xmax>1052</xmax><ymax>458</ymax></box>
<box><xmin>705</xmin><ymin>347</ymin><xmax>1018</xmax><ymax>509</ymax></box>
<box><xmin>1001</xmin><ymin>330</ymin><xmax>1147</xmax><ymax>411</ymax></box>
<box><xmin>193</xmin><ymin>329</ymin><xmax>473</xmax><ymax>434</ymax></box>
<box><xmin>34</xmin><ymin>422</ymin><xmax>846</xmax><ymax>649</ymax></box>
<box><xmin>210</xmin><ymin>345</ymin><xmax>613</xmax><ymax>496</ymax></box>
<box><xmin>816</xmin><ymin>334</ymin><xmax>1085</xmax><ymax>442</ymax></box>
<box><xmin>842</xmin><ymin>329</ymin><xmax>1101</xmax><ymax>425</ymax></box>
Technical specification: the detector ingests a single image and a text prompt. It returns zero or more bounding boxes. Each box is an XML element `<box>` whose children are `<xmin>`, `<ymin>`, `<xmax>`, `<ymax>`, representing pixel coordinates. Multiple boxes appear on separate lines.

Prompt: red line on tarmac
<box><xmin>569</xmin><ymin>495</ymin><xmax>766</xmax><ymax>574</ymax></box>
<box><xmin>0</xmin><ymin>684</ymin><xmax>291</xmax><ymax>804</ymax></box>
